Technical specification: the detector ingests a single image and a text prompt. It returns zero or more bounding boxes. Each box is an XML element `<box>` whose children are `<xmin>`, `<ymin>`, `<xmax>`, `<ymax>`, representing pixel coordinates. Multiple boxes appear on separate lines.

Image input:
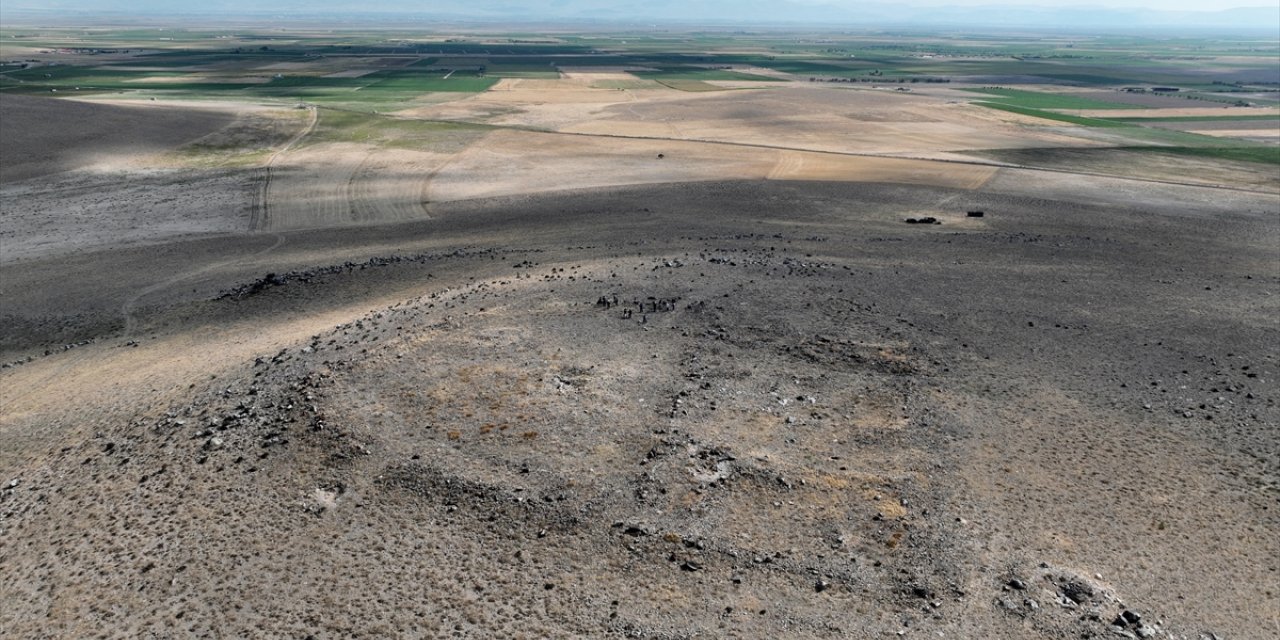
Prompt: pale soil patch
<box><xmin>526</xmin><ymin>86</ymin><xmax>1108</xmax><ymax>154</ymax></box>
<box><xmin>566</xmin><ymin>101</ymin><xmax>1103</xmax><ymax>155</ymax></box>
<box><xmin>766</xmin><ymin>150</ymin><xmax>996</xmax><ymax>190</ymax></box>
<box><xmin>734</xmin><ymin>66</ymin><xmax>795</xmax><ymax>80</ymax></box>
<box><xmin>557</xmin><ymin>67</ymin><xmax>651</xmax><ymax>80</ymax></box>
<box><xmin>0</xmin><ymin>45</ymin><xmax>48</xmax><ymax>58</ymax></box>
<box><xmin>1012</xmin><ymin>147</ymin><xmax>1280</xmax><ymax>191</ymax></box>
<box><xmin>264</xmin><ymin>143</ymin><xmax>370</xmax><ymax>230</ymax></box>
<box><xmin>1183</xmin><ymin>128</ymin><xmax>1280</xmax><ymax>139</ymax></box>
<box><xmin>425</xmin><ymin>129</ymin><xmax>774</xmax><ymax>201</ymax></box>
<box><xmin>984</xmin><ymin>165</ymin><xmax>1278</xmax><ymax>211</ymax></box>
<box><xmin>75</xmin><ymin>96</ymin><xmax>289</xmax><ymax>114</ymax></box>
<box><xmin>0</xmin><ymin>272</ymin><xmax>434</xmax><ymax>455</ymax></box>
<box><xmin>475</xmin><ymin>78</ymin><xmax>643</xmax><ymax>104</ymax></box>
<box><xmin>264</xmin><ymin>143</ymin><xmax>443</xmax><ymax>231</ymax></box>
<box><xmin>426</xmin><ymin>129</ymin><xmax>995</xmax><ymax>202</ymax></box>
<box><xmin>1071</xmin><ymin>106</ymin><xmax>1279</xmax><ymax>118</ymax></box>
<box><xmin>397</xmin><ymin>76</ymin><xmax>709</xmax><ymax>121</ymax></box>
<box><xmin>396</xmin><ymin>80</ymin><xmax>694</xmax><ymax>129</ymax></box>
<box><xmin>704</xmin><ymin>81</ymin><xmax>792</xmax><ymax>89</ymax></box>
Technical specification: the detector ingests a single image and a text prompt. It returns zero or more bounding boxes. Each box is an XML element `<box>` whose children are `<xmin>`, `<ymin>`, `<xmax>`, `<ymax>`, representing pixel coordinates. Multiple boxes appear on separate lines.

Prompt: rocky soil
<box><xmin>1</xmin><ymin>180</ymin><xmax>1277</xmax><ymax>639</ymax></box>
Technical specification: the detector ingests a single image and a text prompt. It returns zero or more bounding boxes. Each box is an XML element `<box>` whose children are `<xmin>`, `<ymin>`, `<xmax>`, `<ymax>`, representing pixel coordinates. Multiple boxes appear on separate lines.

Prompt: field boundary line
<box><xmin>329</xmin><ymin>106</ymin><xmax>1273</xmax><ymax>195</ymax></box>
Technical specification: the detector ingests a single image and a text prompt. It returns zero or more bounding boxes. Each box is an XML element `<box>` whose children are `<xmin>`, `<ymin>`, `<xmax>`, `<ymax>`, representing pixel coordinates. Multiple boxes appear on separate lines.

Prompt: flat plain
<box><xmin>1</xmin><ymin>25</ymin><xmax>1277</xmax><ymax>639</ymax></box>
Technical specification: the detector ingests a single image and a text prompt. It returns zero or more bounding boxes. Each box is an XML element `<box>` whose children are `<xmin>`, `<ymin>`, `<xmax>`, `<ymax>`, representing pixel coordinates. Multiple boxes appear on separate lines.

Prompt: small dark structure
<box><xmin>657</xmin><ymin>153</ymin><xmax>665</xmax><ymax>159</ymax></box>
<box><xmin>967</xmin><ymin>210</ymin><xmax>985</xmax><ymax>218</ymax></box>
<box><xmin>904</xmin><ymin>217</ymin><xmax>940</xmax><ymax>225</ymax></box>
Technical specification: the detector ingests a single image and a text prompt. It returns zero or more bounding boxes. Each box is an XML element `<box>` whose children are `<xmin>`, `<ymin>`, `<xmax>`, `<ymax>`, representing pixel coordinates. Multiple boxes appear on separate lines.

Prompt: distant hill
<box><xmin>3</xmin><ymin>1</ymin><xmax>1279</xmax><ymax>32</ymax></box>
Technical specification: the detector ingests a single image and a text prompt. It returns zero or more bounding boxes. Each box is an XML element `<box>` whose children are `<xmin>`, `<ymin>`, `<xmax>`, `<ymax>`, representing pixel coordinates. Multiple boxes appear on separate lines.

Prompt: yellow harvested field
<box><xmin>766</xmin><ymin>150</ymin><xmax>997</xmax><ymax>189</ymax></box>
<box><xmin>425</xmin><ymin>129</ymin><xmax>775</xmax><ymax>201</ymax></box>
<box><xmin>473</xmin><ymin>77</ymin><xmax>653</xmax><ymax>103</ymax></box>
<box><xmin>423</xmin><ymin>129</ymin><xmax>996</xmax><ymax>203</ymax></box>
<box><xmin>1183</xmin><ymin>128</ymin><xmax>1280</xmax><ymax>139</ymax></box>
<box><xmin>563</xmin><ymin>105</ymin><xmax>1102</xmax><ymax>155</ymax></box>
<box><xmin>407</xmin><ymin>82</ymin><xmax>1106</xmax><ymax>156</ymax></box>
<box><xmin>704</xmin><ymin>80</ymin><xmax>792</xmax><ymax>89</ymax></box>
<box><xmin>557</xmin><ymin>68</ymin><xmax>649</xmax><ymax>81</ymax></box>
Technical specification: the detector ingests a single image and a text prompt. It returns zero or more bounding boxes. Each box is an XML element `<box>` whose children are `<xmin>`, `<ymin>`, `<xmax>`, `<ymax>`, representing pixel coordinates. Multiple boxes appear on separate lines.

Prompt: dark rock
<box><xmin>1060</xmin><ymin>580</ymin><xmax>1093</xmax><ymax>604</ymax></box>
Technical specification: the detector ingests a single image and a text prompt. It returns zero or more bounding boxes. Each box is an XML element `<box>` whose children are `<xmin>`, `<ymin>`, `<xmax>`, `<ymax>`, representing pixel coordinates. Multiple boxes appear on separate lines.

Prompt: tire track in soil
<box><xmin>252</xmin><ymin>105</ymin><xmax>319</xmax><ymax>232</ymax></box>
<box><xmin>348</xmin><ymin>152</ymin><xmax>438</xmax><ymax>225</ymax></box>
<box><xmin>3</xmin><ymin>110</ymin><xmax>319</xmax><ymax>412</ymax></box>
<box><xmin>121</xmin><ymin>108</ymin><xmax>318</xmax><ymax>336</ymax></box>
<box><xmin>3</xmin><ymin>229</ymin><xmax>286</xmax><ymax>414</ymax></box>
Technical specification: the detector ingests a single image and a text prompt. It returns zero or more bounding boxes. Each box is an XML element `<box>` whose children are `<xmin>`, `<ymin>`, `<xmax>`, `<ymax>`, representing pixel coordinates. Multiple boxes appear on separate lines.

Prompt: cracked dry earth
<box><xmin>1</xmin><ymin>181</ymin><xmax>1277</xmax><ymax>639</ymax></box>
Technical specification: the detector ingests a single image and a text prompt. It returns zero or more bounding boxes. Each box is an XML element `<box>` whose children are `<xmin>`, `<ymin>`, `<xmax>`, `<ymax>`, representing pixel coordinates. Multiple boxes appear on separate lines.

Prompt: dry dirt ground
<box><xmin>0</xmin><ymin>83</ymin><xmax>1278</xmax><ymax>640</ymax></box>
<box><xmin>0</xmin><ymin>95</ymin><xmax>235</xmax><ymax>184</ymax></box>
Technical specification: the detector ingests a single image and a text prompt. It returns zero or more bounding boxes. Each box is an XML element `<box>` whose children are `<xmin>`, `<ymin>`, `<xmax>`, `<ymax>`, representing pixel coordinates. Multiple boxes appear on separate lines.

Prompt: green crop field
<box><xmin>964</xmin><ymin>87</ymin><xmax>1142</xmax><ymax>110</ymax></box>
<box><xmin>4</xmin><ymin>25</ymin><xmax>1276</xmax><ymax>121</ymax></box>
<box><xmin>631</xmin><ymin>67</ymin><xmax>778</xmax><ymax>82</ymax></box>
<box><xmin>360</xmin><ymin>70</ymin><xmax>497</xmax><ymax>93</ymax></box>
<box><xmin>973</xmin><ymin>102</ymin><xmax>1136</xmax><ymax>127</ymax></box>
<box><xmin>1121</xmin><ymin>145</ymin><xmax>1280</xmax><ymax>165</ymax></box>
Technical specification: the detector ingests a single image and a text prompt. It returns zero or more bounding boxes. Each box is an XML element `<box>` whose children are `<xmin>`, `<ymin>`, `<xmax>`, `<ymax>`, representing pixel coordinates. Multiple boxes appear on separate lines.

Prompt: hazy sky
<box><xmin>824</xmin><ymin>0</ymin><xmax>1269</xmax><ymax>6</ymax></box>
<box><xmin>6</xmin><ymin>0</ymin><xmax>1276</xmax><ymax>30</ymax></box>
<box><xmin>15</xmin><ymin>0</ymin><xmax>1278</xmax><ymax>9</ymax></box>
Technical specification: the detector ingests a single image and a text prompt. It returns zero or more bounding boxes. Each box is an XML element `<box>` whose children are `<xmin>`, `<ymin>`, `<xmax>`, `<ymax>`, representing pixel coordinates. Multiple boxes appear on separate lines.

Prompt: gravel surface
<box><xmin>2</xmin><ymin>180</ymin><xmax>1276</xmax><ymax>639</ymax></box>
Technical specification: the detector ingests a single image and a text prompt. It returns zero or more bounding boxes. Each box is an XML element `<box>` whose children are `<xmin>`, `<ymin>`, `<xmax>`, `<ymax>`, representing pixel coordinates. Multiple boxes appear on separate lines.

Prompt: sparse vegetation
<box><xmin>2</xmin><ymin>21</ymin><xmax>1277</xmax><ymax>640</ymax></box>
